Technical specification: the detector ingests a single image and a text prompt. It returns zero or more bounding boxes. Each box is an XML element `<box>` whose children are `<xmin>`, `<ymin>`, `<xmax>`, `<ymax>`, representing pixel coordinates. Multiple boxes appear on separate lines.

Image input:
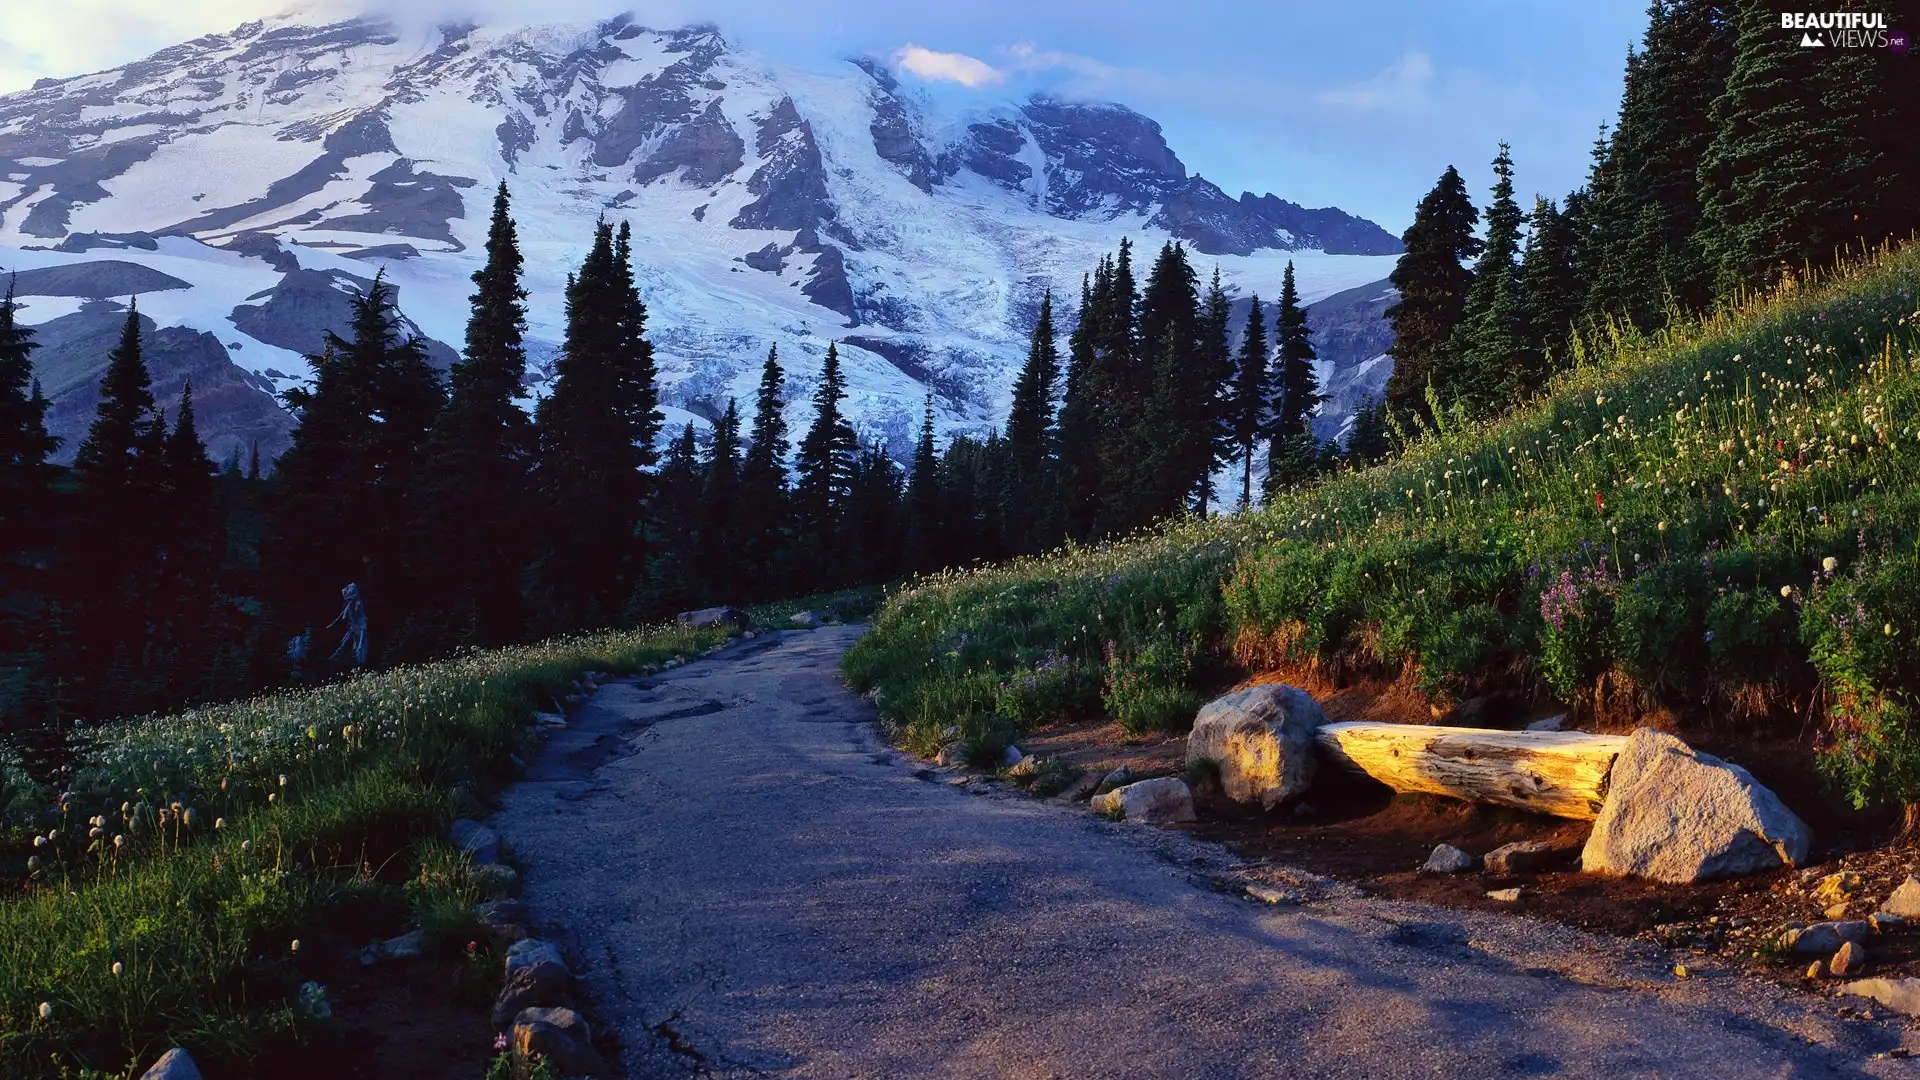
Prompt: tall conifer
<box><xmin>1383</xmin><ymin>166</ymin><xmax>1480</xmax><ymax>423</ymax></box>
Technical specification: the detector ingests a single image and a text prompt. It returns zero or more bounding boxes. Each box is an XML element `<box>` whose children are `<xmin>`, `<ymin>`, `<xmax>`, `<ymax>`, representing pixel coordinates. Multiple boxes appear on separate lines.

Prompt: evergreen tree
<box><xmin>903</xmin><ymin>394</ymin><xmax>943</xmax><ymax>571</ymax></box>
<box><xmin>1088</xmin><ymin>241</ymin><xmax>1142</xmax><ymax>536</ymax></box>
<box><xmin>1054</xmin><ymin>271</ymin><xmax>1102</xmax><ymax>540</ymax></box>
<box><xmin>1269</xmin><ymin>262</ymin><xmax>1323</xmax><ymax>447</ymax></box>
<box><xmin>1194</xmin><ymin>269</ymin><xmax>1234</xmax><ymax>515</ymax></box>
<box><xmin>1699</xmin><ymin>0</ymin><xmax>1901</xmax><ymax>298</ymax></box>
<box><xmin>1521</xmin><ymin>196</ymin><xmax>1583</xmax><ymax>384</ymax></box>
<box><xmin>633</xmin><ymin>424</ymin><xmax>702</xmax><ymax>619</ymax></box>
<box><xmin>791</xmin><ymin>343</ymin><xmax>857</xmax><ymax>584</ymax></box>
<box><xmin>842</xmin><ymin>440</ymin><xmax>904</xmax><ymax>584</ymax></box>
<box><xmin>696</xmin><ymin>399</ymin><xmax>742</xmax><ymax>594</ymax></box>
<box><xmin>1444</xmin><ymin>144</ymin><xmax>1529</xmax><ymax>414</ymax></box>
<box><xmin>423</xmin><ymin>182</ymin><xmax>535</xmax><ymax>646</ymax></box>
<box><xmin>1005</xmin><ymin>290</ymin><xmax>1058</xmax><ymax>480</ymax></box>
<box><xmin>267</xmin><ymin>273</ymin><xmax>444</xmax><ymax>662</ymax></box>
<box><xmin>157</xmin><ymin>382</ymin><xmax>224</xmax><ymax>699</ymax></box>
<box><xmin>1344</xmin><ymin>396</ymin><xmax>1391</xmax><ymax>465</ymax></box>
<box><xmin>0</xmin><ymin>282</ymin><xmax>54</xmax><ymax>540</ymax></box>
<box><xmin>1585</xmin><ymin>1</ymin><xmax>1733</xmax><ymax>325</ymax></box>
<box><xmin>534</xmin><ymin>222</ymin><xmax>659</xmax><ymax>628</ymax></box>
<box><xmin>1228</xmin><ymin>291</ymin><xmax>1268</xmax><ymax>509</ymax></box>
<box><xmin>738</xmin><ymin>344</ymin><xmax>790</xmax><ymax>596</ymax></box>
<box><xmin>1133</xmin><ymin>241</ymin><xmax>1202</xmax><ymax>523</ymax></box>
<box><xmin>1383</xmin><ymin>166</ymin><xmax>1480</xmax><ymax>423</ymax></box>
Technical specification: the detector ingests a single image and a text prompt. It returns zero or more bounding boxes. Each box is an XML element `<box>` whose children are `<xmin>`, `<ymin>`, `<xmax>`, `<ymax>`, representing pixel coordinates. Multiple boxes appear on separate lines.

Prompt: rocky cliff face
<box><xmin>0</xmin><ymin>12</ymin><xmax>1400</xmax><ymax>462</ymax></box>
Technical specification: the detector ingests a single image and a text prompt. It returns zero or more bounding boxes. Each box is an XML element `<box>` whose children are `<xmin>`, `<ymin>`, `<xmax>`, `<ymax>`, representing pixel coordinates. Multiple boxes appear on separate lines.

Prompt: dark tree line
<box><xmin>1382</xmin><ymin>0</ymin><xmax>1920</xmax><ymax>429</ymax></box>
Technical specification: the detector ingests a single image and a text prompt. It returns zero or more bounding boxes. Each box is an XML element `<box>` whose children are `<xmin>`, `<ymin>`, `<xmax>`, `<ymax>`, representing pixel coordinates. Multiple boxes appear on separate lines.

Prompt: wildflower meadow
<box><xmin>846</xmin><ymin>243</ymin><xmax>1920</xmax><ymax>811</ymax></box>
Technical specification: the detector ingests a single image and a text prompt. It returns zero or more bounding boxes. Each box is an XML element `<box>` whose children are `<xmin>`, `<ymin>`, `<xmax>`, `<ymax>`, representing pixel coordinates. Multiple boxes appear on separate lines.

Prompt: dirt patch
<box><xmin>1012</xmin><ymin>709</ymin><xmax>1920</xmax><ymax>989</ymax></box>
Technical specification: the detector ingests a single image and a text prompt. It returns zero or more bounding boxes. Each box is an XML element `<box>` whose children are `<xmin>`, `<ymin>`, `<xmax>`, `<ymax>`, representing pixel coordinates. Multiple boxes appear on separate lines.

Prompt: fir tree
<box><xmin>1194</xmin><ymin>269</ymin><xmax>1234</xmax><ymax>515</ymax></box>
<box><xmin>1269</xmin><ymin>262</ymin><xmax>1323</xmax><ymax>447</ymax></box>
<box><xmin>1054</xmin><ymin>271</ymin><xmax>1102</xmax><ymax>540</ymax></box>
<box><xmin>534</xmin><ymin>222</ymin><xmax>658</xmax><ymax>628</ymax></box>
<box><xmin>903</xmin><ymin>394</ymin><xmax>943</xmax><ymax>570</ymax></box>
<box><xmin>158</xmin><ymin>381</ymin><xmax>224</xmax><ymax>698</ymax></box>
<box><xmin>1228</xmin><ymin>291</ymin><xmax>1268</xmax><ymax>509</ymax></box>
<box><xmin>423</xmin><ymin>182</ymin><xmax>535</xmax><ymax>646</ymax></box>
<box><xmin>633</xmin><ymin>424</ymin><xmax>702</xmax><ymax>619</ymax></box>
<box><xmin>1344</xmin><ymin>396</ymin><xmax>1391</xmax><ymax>465</ymax></box>
<box><xmin>0</xmin><ymin>280</ymin><xmax>55</xmax><ymax>523</ymax></box>
<box><xmin>1444</xmin><ymin>144</ymin><xmax>1528</xmax><ymax>414</ymax></box>
<box><xmin>738</xmin><ymin>344</ymin><xmax>790</xmax><ymax>595</ymax></box>
<box><xmin>1520</xmin><ymin>196</ymin><xmax>1583</xmax><ymax>384</ymax></box>
<box><xmin>792</xmin><ymin>343</ymin><xmax>857</xmax><ymax>583</ymax></box>
<box><xmin>842</xmin><ymin>440</ymin><xmax>904</xmax><ymax>585</ymax></box>
<box><xmin>1699</xmin><ymin>0</ymin><xmax>1899</xmax><ymax>298</ymax></box>
<box><xmin>1133</xmin><ymin>241</ymin><xmax>1202</xmax><ymax>523</ymax></box>
<box><xmin>696</xmin><ymin>399</ymin><xmax>743</xmax><ymax>594</ymax></box>
<box><xmin>1005</xmin><ymin>290</ymin><xmax>1058</xmax><ymax>480</ymax></box>
<box><xmin>1383</xmin><ymin>166</ymin><xmax>1480</xmax><ymax>423</ymax></box>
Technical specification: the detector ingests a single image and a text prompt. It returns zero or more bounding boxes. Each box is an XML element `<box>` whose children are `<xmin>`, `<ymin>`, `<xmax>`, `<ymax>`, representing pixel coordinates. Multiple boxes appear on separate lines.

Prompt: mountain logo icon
<box><xmin>1800</xmin><ymin>31</ymin><xmax>1826</xmax><ymax>46</ymax></box>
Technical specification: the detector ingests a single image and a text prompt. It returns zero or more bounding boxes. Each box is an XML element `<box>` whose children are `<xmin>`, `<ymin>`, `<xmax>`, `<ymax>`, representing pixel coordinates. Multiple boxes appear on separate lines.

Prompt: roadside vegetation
<box><xmin>0</xmin><ymin>623</ymin><xmax>723</xmax><ymax>1078</ymax></box>
<box><xmin>846</xmin><ymin>244</ymin><xmax>1920</xmax><ymax>811</ymax></box>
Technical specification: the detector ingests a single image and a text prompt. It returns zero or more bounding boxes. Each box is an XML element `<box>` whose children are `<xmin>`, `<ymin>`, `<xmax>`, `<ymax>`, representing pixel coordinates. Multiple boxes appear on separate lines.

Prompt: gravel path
<box><xmin>496</xmin><ymin>626</ymin><xmax>1920</xmax><ymax>1079</ymax></box>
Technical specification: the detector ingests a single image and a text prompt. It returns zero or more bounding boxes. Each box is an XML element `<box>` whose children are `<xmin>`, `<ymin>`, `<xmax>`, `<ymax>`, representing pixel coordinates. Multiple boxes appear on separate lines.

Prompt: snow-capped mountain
<box><xmin>0</xmin><ymin>10</ymin><xmax>1401</xmax><ymax>466</ymax></box>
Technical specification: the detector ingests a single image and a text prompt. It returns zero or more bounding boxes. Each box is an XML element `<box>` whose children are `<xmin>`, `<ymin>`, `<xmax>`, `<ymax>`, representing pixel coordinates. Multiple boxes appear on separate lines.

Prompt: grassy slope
<box><xmin>0</xmin><ymin>624</ymin><xmax>726</xmax><ymax>1078</ymax></box>
<box><xmin>846</xmin><ymin>246</ymin><xmax>1920</xmax><ymax>804</ymax></box>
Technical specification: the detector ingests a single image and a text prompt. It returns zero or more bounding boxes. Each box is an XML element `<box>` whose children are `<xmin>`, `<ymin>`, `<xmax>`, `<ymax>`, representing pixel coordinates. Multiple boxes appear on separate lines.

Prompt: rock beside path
<box><xmin>1185</xmin><ymin>685</ymin><xmax>1325</xmax><ymax>809</ymax></box>
<box><xmin>139</xmin><ymin>1049</ymin><xmax>203</xmax><ymax>1080</ymax></box>
<box><xmin>1091</xmin><ymin>777</ymin><xmax>1196</xmax><ymax>824</ymax></box>
<box><xmin>1483</xmin><ymin>839</ymin><xmax>1578</xmax><ymax>876</ymax></box>
<box><xmin>512</xmin><ymin>1006</ymin><xmax>601</xmax><ymax>1076</ymax></box>
<box><xmin>1422</xmin><ymin>844</ymin><xmax>1477</xmax><ymax>874</ymax></box>
<box><xmin>1781</xmin><ymin>920</ymin><xmax>1871</xmax><ymax>957</ymax></box>
<box><xmin>359</xmin><ymin>928</ymin><xmax>424</xmax><ymax>966</ymax></box>
<box><xmin>677</xmin><ymin>606</ymin><xmax>749</xmax><ymax>631</ymax></box>
<box><xmin>1581</xmin><ymin>729</ymin><xmax>1810</xmax><ymax>884</ymax></box>
<box><xmin>1880</xmin><ymin>876</ymin><xmax>1920</xmax><ymax>918</ymax></box>
<box><xmin>450</xmin><ymin>818</ymin><xmax>500</xmax><ymax>863</ymax></box>
<box><xmin>1844</xmin><ymin>977</ymin><xmax>1920</xmax><ymax>1016</ymax></box>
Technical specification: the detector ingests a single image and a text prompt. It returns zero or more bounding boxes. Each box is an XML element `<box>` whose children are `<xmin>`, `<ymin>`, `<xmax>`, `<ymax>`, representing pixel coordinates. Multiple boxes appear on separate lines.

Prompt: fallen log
<box><xmin>1313</xmin><ymin>722</ymin><xmax>1629</xmax><ymax>820</ymax></box>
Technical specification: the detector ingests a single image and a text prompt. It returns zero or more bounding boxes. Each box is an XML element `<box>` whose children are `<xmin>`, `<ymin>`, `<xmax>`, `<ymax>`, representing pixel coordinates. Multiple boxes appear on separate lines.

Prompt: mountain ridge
<box><xmin>0</xmin><ymin>10</ymin><xmax>1400</xmax><ymax>466</ymax></box>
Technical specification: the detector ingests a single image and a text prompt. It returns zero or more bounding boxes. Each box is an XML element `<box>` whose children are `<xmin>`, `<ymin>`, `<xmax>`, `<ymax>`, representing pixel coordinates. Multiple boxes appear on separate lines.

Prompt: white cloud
<box><xmin>891</xmin><ymin>43</ymin><xmax>1003</xmax><ymax>88</ymax></box>
<box><xmin>1003</xmin><ymin>41</ymin><xmax>1117</xmax><ymax>80</ymax></box>
<box><xmin>1314</xmin><ymin>51</ymin><xmax>1436</xmax><ymax>113</ymax></box>
<box><xmin>0</xmin><ymin>1</ymin><xmax>289</xmax><ymax>94</ymax></box>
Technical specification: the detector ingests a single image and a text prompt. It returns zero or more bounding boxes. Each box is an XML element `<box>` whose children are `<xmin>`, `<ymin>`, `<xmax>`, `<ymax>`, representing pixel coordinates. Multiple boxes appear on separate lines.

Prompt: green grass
<box><xmin>846</xmin><ymin>244</ymin><xmax>1920</xmax><ymax>810</ymax></box>
<box><xmin>0</xmin><ymin>624</ymin><xmax>725</xmax><ymax>1078</ymax></box>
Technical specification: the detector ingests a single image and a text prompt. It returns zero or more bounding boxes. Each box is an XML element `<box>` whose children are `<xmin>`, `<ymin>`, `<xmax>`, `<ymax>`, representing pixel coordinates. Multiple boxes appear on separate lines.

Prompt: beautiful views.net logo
<box><xmin>1781</xmin><ymin>11</ymin><xmax>1903</xmax><ymax>48</ymax></box>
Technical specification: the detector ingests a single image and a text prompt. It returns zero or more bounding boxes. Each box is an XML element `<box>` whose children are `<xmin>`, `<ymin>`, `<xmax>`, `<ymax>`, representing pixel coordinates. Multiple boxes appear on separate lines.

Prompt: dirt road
<box><xmin>495</xmin><ymin>626</ymin><xmax>1917</xmax><ymax>1078</ymax></box>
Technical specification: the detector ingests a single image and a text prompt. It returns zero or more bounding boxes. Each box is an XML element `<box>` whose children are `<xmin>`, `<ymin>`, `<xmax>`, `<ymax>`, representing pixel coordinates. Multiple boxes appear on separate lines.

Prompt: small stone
<box><xmin>676</xmin><ymin>606</ymin><xmax>749</xmax><ymax>631</ymax></box>
<box><xmin>493</xmin><ymin>958</ymin><xmax>570</xmax><ymax>1026</ymax></box>
<box><xmin>1807</xmin><ymin>962</ymin><xmax>1825</xmax><ymax>980</ymax></box>
<box><xmin>1483</xmin><ymin>839</ymin><xmax>1577</xmax><ymax>875</ymax></box>
<box><xmin>1094</xmin><ymin>777</ymin><xmax>1196</xmax><ymax>825</ymax></box>
<box><xmin>789</xmin><ymin>610</ymin><xmax>820</xmax><ymax>629</ymax></box>
<box><xmin>1870</xmin><ymin>912</ymin><xmax>1907</xmax><ymax>933</ymax></box>
<box><xmin>449</xmin><ymin>819</ymin><xmax>500</xmax><ymax>864</ymax></box>
<box><xmin>1781</xmin><ymin>920</ymin><xmax>1871</xmax><ymax>956</ymax></box>
<box><xmin>1422</xmin><ymin>844</ymin><xmax>1477</xmax><ymax>874</ymax></box>
<box><xmin>1094</xmin><ymin>765</ymin><xmax>1136</xmax><ymax>794</ymax></box>
<box><xmin>1486</xmin><ymin>887</ymin><xmax>1523</xmax><ymax>902</ymax></box>
<box><xmin>359</xmin><ymin>928</ymin><xmax>424</xmax><ymax>966</ymax></box>
<box><xmin>1813</xmin><ymin>871</ymin><xmax>1863</xmax><ymax>906</ymax></box>
<box><xmin>1002</xmin><ymin>744</ymin><xmax>1025</xmax><ymax>767</ymax></box>
<box><xmin>505</xmin><ymin>938</ymin><xmax>565</xmax><ymax>981</ymax></box>
<box><xmin>935</xmin><ymin>742</ymin><xmax>969</xmax><ymax>768</ymax></box>
<box><xmin>474</xmin><ymin>863</ymin><xmax>519</xmax><ymax>900</ymax></box>
<box><xmin>532</xmin><ymin>711</ymin><xmax>567</xmax><ymax>728</ymax></box>
<box><xmin>1825</xmin><ymin>902</ymin><xmax>1851</xmax><ymax>921</ymax></box>
<box><xmin>1880</xmin><ymin>875</ymin><xmax>1920</xmax><ymax>918</ymax></box>
<box><xmin>1843</xmin><ymin>977</ymin><xmax>1920</xmax><ymax>1016</ymax></box>
<box><xmin>1246</xmin><ymin>884</ymin><xmax>1300</xmax><ymax>905</ymax></box>
<box><xmin>139</xmin><ymin>1048</ymin><xmax>204</xmax><ymax>1080</ymax></box>
<box><xmin>511</xmin><ymin>1006</ymin><xmax>600</xmax><ymax>1076</ymax></box>
<box><xmin>1831</xmin><ymin>940</ymin><xmax>1867</xmax><ymax>977</ymax></box>
<box><xmin>1525</xmin><ymin>714</ymin><xmax>1570</xmax><ymax>732</ymax></box>
<box><xmin>1673</xmin><ymin>964</ymin><xmax>1689</xmax><ymax>979</ymax></box>
<box><xmin>1008</xmin><ymin>755</ymin><xmax>1042</xmax><ymax>779</ymax></box>
<box><xmin>1051</xmin><ymin>772</ymin><xmax>1102</xmax><ymax>803</ymax></box>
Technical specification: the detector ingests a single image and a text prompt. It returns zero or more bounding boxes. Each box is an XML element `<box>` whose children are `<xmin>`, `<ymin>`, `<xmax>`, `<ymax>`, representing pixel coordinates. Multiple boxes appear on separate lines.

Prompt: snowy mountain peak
<box><xmin>0</xmin><ymin>11</ymin><xmax>1400</xmax><ymax>466</ymax></box>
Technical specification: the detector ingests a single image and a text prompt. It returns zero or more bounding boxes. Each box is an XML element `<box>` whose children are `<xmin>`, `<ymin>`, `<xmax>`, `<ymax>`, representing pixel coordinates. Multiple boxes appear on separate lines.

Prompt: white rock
<box><xmin>139</xmin><ymin>1048</ymin><xmax>203</xmax><ymax>1080</ymax></box>
<box><xmin>532</xmin><ymin>711</ymin><xmax>567</xmax><ymax>728</ymax></box>
<box><xmin>1580</xmin><ymin>729</ymin><xmax>1810</xmax><ymax>884</ymax></box>
<box><xmin>1422</xmin><ymin>844</ymin><xmax>1477</xmax><ymax>874</ymax></box>
<box><xmin>789</xmin><ymin>610</ymin><xmax>820</xmax><ymax>629</ymax></box>
<box><xmin>1486</xmin><ymin>888</ymin><xmax>1522</xmax><ymax>902</ymax></box>
<box><xmin>1092</xmin><ymin>777</ymin><xmax>1196</xmax><ymax>825</ymax></box>
<box><xmin>1781</xmin><ymin>920</ymin><xmax>1871</xmax><ymax>956</ymax></box>
<box><xmin>1880</xmin><ymin>876</ymin><xmax>1920</xmax><ymax>918</ymax></box>
<box><xmin>1185</xmin><ymin>684</ymin><xmax>1326</xmax><ymax>809</ymax></box>
<box><xmin>1843</xmin><ymin>977</ymin><xmax>1920</xmax><ymax>1016</ymax></box>
<box><xmin>1525</xmin><ymin>714</ymin><xmax>1570</xmax><ymax>732</ymax></box>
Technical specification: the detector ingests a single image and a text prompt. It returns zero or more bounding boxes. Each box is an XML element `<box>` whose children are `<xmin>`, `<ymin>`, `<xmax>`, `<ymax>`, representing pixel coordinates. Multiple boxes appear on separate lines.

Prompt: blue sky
<box><xmin>0</xmin><ymin>0</ymin><xmax>1652</xmax><ymax>233</ymax></box>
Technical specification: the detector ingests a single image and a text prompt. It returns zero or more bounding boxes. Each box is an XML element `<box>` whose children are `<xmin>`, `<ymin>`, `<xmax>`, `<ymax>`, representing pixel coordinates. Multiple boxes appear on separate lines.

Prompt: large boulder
<box><xmin>1880</xmin><ymin>875</ymin><xmax>1920</xmax><ymax>918</ymax></box>
<box><xmin>511</xmin><ymin>1006</ymin><xmax>601</xmax><ymax>1076</ymax></box>
<box><xmin>677</xmin><ymin>606</ymin><xmax>750</xmax><ymax>631</ymax></box>
<box><xmin>1581</xmin><ymin>729</ymin><xmax>1810</xmax><ymax>884</ymax></box>
<box><xmin>1091</xmin><ymin>777</ymin><xmax>1196</xmax><ymax>824</ymax></box>
<box><xmin>1843</xmin><ymin>977</ymin><xmax>1920</xmax><ymax>1016</ymax></box>
<box><xmin>1185</xmin><ymin>685</ymin><xmax>1326</xmax><ymax>809</ymax></box>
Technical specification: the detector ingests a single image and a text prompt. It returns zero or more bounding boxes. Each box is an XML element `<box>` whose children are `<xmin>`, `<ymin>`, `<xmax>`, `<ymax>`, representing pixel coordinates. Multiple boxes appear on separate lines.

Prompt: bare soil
<box><xmin>1013</xmin><ymin>697</ymin><xmax>1920</xmax><ymax>991</ymax></box>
